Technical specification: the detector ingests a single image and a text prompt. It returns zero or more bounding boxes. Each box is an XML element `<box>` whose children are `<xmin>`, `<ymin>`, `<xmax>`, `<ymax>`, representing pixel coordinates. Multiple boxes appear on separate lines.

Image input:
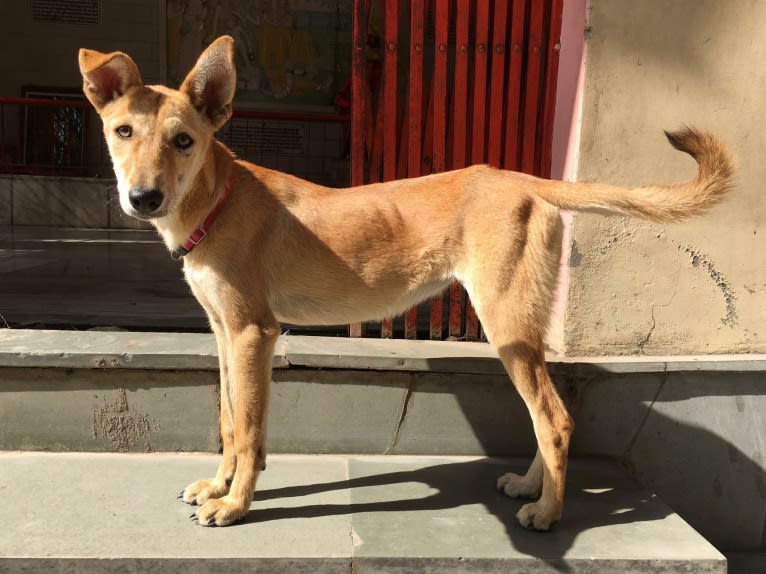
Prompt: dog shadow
<box><xmin>237</xmin><ymin>373</ymin><xmax>766</xmax><ymax>572</ymax></box>
<box><xmin>236</xmin><ymin>368</ymin><xmax>765</xmax><ymax>567</ymax></box>
<box><xmin>243</xmin><ymin>456</ymin><xmax>671</xmax><ymax>568</ymax></box>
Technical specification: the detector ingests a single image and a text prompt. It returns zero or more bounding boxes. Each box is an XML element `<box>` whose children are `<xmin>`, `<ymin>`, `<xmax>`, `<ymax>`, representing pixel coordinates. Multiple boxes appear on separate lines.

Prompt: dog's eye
<box><xmin>115</xmin><ymin>125</ymin><xmax>132</xmax><ymax>139</ymax></box>
<box><xmin>174</xmin><ymin>132</ymin><xmax>194</xmax><ymax>150</ymax></box>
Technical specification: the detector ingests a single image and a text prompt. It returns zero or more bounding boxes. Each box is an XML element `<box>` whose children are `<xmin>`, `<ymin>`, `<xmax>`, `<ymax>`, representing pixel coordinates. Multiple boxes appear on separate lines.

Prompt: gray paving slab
<box><xmin>347</xmin><ymin>456</ymin><xmax>725</xmax><ymax>572</ymax></box>
<box><xmin>0</xmin><ymin>452</ymin><xmax>351</xmax><ymax>573</ymax></box>
<box><xmin>0</xmin><ymin>453</ymin><xmax>726</xmax><ymax>573</ymax></box>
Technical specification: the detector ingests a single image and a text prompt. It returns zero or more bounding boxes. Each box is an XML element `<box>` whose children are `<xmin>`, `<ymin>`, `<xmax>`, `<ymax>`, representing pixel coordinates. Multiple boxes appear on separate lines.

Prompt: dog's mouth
<box><xmin>126</xmin><ymin>206</ymin><xmax>168</xmax><ymax>220</ymax></box>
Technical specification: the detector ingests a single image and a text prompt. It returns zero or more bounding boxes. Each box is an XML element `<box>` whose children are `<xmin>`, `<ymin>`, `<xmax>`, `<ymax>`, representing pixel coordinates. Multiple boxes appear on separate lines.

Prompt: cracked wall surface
<box><xmin>565</xmin><ymin>0</ymin><xmax>766</xmax><ymax>355</ymax></box>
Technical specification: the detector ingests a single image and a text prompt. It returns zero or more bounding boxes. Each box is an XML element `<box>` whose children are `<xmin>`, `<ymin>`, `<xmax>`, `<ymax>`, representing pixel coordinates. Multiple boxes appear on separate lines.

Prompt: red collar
<box><xmin>171</xmin><ymin>170</ymin><xmax>237</xmax><ymax>260</ymax></box>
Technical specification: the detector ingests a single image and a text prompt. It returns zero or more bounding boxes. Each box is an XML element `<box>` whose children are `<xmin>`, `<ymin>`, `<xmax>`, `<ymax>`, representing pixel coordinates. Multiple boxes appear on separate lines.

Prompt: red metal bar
<box><xmin>451</xmin><ymin>0</ymin><xmax>470</xmax><ymax>170</ymax></box>
<box><xmin>369</xmin><ymin>95</ymin><xmax>384</xmax><ymax>183</ymax></box>
<box><xmin>429</xmin><ymin>0</ymin><xmax>450</xmax><ymax>340</ymax></box>
<box><xmin>420</xmin><ymin>78</ymin><xmax>441</xmax><ymax>337</ymax></box>
<box><xmin>397</xmin><ymin>104</ymin><xmax>409</xmax><ymax>178</ymax></box>
<box><xmin>383</xmin><ymin>0</ymin><xmax>399</xmax><ymax>183</ymax></box>
<box><xmin>432</xmin><ymin>2</ymin><xmax>448</xmax><ymax>174</ymax></box>
<box><xmin>349</xmin><ymin>0</ymin><xmax>368</xmax><ymax>338</ymax></box>
<box><xmin>521</xmin><ymin>0</ymin><xmax>545</xmax><ymax>175</ymax></box>
<box><xmin>504</xmin><ymin>0</ymin><xmax>527</xmax><ymax>171</ymax></box>
<box><xmin>403</xmin><ymin>0</ymin><xmax>426</xmax><ymax>340</ymax></box>
<box><xmin>465</xmin><ymin>297</ymin><xmax>481</xmax><ymax>341</ymax></box>
<box><xmin>465</xmin><ymin>0</ymin><xmax>491</xmax><ymax>340</ymax></box>
<box><xmin>448</xmin><ymin>0</ymin><xmax>471</xmax><ymax>339</ymax></box>
<box><xmin>380</xmin><ymin>0</ymin><xmax>399</xmax><ymax>339</ymax></box>
<box><xmin>540</xmin><ymin>0</ymin><xmax>564</xmax><ymax>177</ymax></box>
<box><xmin>407</xmin><ymin>0</ymin><xmax>425</xmax><ymax>177</ymax></box>
<box><xmin>470</xmin><ymin>0</ymin><xmax>490</xmax><ymax>166</ymax></box>
<box><xmin>421</xmin><ymin>81</ymin><xmax>434</xmax><ymax>176</ymax></box>
<box><xmin>487</xmin><ymin>0</ymin><xmax>509</xmax><ymax>167</ymax></box>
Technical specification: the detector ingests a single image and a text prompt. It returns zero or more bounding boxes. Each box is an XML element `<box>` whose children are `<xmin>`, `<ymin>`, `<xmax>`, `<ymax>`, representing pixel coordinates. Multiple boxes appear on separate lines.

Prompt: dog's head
<box><xmin>78</xmin><ymin>36</ymin><xmax>236</xmax><ymax>220</ymax></box>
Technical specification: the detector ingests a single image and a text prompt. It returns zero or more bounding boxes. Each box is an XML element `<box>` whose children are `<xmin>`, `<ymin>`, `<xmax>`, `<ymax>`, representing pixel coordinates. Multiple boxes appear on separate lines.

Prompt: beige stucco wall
<box><xmin>565</xmin><ymin>0</ymin><xmax>766</xmax><ymax>355</ymax></box>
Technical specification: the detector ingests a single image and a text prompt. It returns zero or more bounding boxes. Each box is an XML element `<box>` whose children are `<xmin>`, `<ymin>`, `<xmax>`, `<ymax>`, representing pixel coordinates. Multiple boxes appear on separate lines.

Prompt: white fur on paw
<box><xmin>193</xmin><ymin>496</ymin><xmax>247</xmax><ymax>527</ymax></box>
<box><xmin>181</xmin><ymin>478</ymin><xmax>228</xmax><ymax>506</ymax></box>
<box><xmin>497</xmin><ymin>472</ymin><xmax>542</xmax><ymax>499</ymax></box>
<box><xmin>516</xmin><ymin>502</ymin><xmax>556</xmax><ymax>531</ymax></box>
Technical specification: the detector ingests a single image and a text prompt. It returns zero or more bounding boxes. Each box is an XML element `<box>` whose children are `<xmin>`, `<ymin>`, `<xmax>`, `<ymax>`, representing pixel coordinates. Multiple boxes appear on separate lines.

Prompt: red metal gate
<box><xmin>350</xmin><ymin>0</ymin><xmax>564</xmax><ymax>340</ymax></box>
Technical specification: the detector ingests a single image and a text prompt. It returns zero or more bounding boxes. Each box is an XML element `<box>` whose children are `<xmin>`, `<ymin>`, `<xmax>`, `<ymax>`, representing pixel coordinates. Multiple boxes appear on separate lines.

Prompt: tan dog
<box><xmin>78</xmin><ymin>36</ymin><xmax>734</xmax><ymax>530</ymax></box>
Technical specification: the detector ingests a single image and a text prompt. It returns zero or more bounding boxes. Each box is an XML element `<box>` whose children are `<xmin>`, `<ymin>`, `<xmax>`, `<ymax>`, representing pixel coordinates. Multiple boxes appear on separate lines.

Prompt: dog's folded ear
<box><xmin>78</xmin><ymin>49</ymin><xmax>143</xmax><ymax>111</ymax></box>
<box><xmin>181</xmin><ymin>35</ymin><xmax>237</xmax><ymax>130</ymax></box>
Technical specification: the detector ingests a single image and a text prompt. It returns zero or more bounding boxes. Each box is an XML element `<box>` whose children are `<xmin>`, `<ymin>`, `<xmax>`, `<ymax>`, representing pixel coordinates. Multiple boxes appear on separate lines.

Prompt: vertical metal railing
<box><xmin>0</xmin><ymin>96</ymin><xmax>100</xmax><ymax>177</ymax></box>
<box><xmin>349</xmin><ymin>0</ymin><xmax>564</xmax><ymax>341</ymax></box>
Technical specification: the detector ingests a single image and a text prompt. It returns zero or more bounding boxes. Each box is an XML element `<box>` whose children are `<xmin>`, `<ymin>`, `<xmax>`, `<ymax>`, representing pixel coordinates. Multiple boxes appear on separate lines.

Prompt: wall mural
<box><xmin>167</xmin><ymin>0</ymin><xmax>352</xmax><ymax>111</ymax></box>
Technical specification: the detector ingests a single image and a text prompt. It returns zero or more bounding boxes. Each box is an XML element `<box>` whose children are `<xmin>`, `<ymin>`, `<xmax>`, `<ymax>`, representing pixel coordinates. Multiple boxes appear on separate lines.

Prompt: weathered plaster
<box><xmin>566</xmin><ymin>0</ymin><xmax>766</xmax><ymax>355</ymax></box>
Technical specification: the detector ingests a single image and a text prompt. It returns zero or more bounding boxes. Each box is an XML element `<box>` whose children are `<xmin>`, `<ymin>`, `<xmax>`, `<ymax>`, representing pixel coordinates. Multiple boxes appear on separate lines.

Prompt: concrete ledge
<box><xmin>1</xmin><ymin>176</ymin><xmax>152</xmax><ymax>229</ymax></box>
<box><xmin>1</xmin><ymin>328</ymin><xmax>765</xmax><ymax>374</ymax></box>
<box><xmin>0</xmin><ymin>452</ymin><xmax>726</xmax><ymax>573</ymax></box>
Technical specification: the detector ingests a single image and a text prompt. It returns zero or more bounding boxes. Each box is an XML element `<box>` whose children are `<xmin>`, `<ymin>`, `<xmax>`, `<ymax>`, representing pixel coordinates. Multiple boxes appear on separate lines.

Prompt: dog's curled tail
<box><xmin>533</xmin><ymin>127</ymin><xmax>734</xmax><ymax>222</ymax></box>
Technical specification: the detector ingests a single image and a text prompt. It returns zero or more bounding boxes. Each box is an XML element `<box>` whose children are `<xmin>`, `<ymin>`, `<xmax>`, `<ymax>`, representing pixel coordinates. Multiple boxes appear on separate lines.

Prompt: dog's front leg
<box><xmin>193</xmin><ymin>321</ymin><xmax>279</xmax><ymax>527</ymax></box>
<box><xmin>182</xmin><ymin>321</ymin><xmax>236</xmax><ymax>505</ymax></box>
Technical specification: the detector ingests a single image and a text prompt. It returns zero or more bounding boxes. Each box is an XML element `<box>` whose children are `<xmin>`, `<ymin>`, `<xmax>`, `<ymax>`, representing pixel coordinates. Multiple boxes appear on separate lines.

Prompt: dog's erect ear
<box><xmin>78</xmin><ymin>48</ymin><xmax>143</xmax><ymax>111</ymax></box>
<box><xmin>180</xmin><ymin>36</ymin><xmax>237</xmax><ymax>130</ymax></box>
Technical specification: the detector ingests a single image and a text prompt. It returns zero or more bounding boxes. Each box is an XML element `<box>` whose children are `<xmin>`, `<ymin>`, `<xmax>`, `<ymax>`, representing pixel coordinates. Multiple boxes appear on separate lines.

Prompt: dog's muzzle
<box><xmin>128</xmin><ymin>187</ymin><xmax>164</xmax><ymax>216</ymax></box>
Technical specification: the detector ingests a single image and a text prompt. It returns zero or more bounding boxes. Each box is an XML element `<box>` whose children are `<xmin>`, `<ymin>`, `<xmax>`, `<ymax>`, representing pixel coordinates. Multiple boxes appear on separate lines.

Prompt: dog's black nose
<box><xmin>128</xmin><ymin>188</ymin><xmax>164</xmax><ymax>214</ymax></box>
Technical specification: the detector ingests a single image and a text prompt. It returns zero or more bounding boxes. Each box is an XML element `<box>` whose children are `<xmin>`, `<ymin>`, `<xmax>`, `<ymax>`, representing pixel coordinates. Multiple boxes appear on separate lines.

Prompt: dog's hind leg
<box><xmin>484</xmin><ymin>317</ymin><xmax>574</xmax><ymax>531</ymax></box>
<box><xmin>493</xmin><ymin>320</ymin><xmax>573</xmax><ymax>530</ymax></box>
<box><xmin>461</xmin><ymin>200</ymin><xmax>572</xmax><ymax>530</ymax></box>
<box><xmin>497</xmin><ymin>447</ymin><xmax>543</xmax><ymax>499</ymax></box>
<box><xmin>464</xmin><ymin>286</ymin><xmax>571</xmax><ymax>531</ymax></box>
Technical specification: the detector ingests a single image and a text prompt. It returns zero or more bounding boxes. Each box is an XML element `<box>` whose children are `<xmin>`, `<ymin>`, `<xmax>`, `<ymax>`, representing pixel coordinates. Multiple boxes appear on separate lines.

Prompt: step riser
<box><xmin>0</xmin><ymin>367</ymin><xmax>534</xmax><ymax>455</ymax></box>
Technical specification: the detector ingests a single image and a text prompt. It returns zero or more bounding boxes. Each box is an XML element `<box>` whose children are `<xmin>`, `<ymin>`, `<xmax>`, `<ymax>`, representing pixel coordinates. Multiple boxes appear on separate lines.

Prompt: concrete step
<box><xmin>0</xmin><ymin>452</ymin><xmax>726</xmax><ymax>573</ymax></box>
<box><xmin>1</xmin><ymin>329</ymin><xmax>766</xmax><ymax>557</ymax></box>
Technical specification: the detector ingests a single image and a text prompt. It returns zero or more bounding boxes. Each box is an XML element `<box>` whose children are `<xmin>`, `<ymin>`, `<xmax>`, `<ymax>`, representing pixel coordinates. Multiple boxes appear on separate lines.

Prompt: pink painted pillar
<box><xmin>547</xmin><ymin>0</ymin><xmax>588</xmax><ymax>353</ymax></box>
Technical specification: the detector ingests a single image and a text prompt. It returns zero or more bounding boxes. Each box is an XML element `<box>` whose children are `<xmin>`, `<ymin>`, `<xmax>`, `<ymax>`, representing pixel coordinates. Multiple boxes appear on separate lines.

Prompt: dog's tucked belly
<box><xmin>269</xmin><ymin>277</ymin><xmax>453</xmax><ymax>326</ymax></box>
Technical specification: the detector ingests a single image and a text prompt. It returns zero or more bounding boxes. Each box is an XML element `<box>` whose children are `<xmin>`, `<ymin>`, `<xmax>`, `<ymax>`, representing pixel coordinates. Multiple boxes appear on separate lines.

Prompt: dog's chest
<box><xmin>183</xmin><ymin>262</ymin><xmax>225</xmax><ymax>312</ymax></box>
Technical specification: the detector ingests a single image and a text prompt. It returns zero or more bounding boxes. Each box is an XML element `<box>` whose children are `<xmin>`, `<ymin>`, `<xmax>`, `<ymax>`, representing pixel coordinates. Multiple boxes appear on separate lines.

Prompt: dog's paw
<box><xmin>180</xmin><ymin>478</ymin><xmax>229</xmax><ymax>506</ymax></box>
<box><xmin>516</xmin><ymin>502</ymin><xmax>558</xmax><ymax>532</ymax></box>
<box><xmin>496</xmin><ymin>472</ymin><xmax>542</xmax><ymax>499</ymax></box>
<box><xmin>191</xmin><ymin>496</ymin><xmax>249</xmax><ymax>527</ymax></box>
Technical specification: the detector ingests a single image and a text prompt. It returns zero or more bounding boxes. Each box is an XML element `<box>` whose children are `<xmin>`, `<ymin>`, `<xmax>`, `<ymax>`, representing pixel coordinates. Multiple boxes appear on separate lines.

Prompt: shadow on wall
<box><xmin>616</xmin><ymin>372</ymin><xmax>766</xmax><ymax>551</ymax></box>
